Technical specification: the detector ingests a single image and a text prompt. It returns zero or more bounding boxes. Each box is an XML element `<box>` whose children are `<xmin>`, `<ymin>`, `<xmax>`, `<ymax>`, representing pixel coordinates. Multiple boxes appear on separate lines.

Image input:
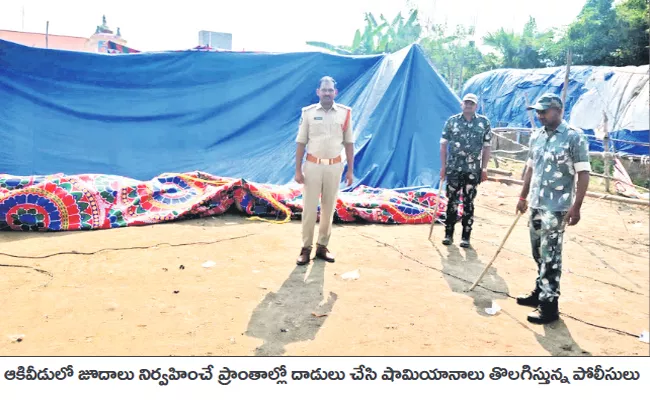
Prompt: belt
<box><xmin>306</xmin><ymin>153</ymin><xmax>342</xmax><ymax>165</ymax></box>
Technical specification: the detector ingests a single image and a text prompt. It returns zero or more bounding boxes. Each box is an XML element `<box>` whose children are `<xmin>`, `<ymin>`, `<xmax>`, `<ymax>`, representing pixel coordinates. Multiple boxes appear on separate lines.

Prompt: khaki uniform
<box><xmin>296</xmin><ymin>102</ymin><xmax>353</xmax><ymax>249</ymax></box>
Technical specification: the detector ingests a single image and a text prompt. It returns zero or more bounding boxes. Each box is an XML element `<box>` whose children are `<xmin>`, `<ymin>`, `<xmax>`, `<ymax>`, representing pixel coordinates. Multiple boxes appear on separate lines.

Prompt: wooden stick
<box><xmin>487</xmin><ymin>176</ymin><xmax>650</xmax><ymax>206</ymax></box>
<box><xmin>521</xmin><ymin>93</ymin><xmax>535</xmax><ymax>180</ymax></box>
<box><xmin>488</xmin><ymin>168</ymin><xmax>512</xmax><ymax>176</ymax></box>
<box><xmin>561</xmin><ymin>49</ymin><xmax>572</xmax><ymax>117</ymax></box>
<box><xmin>603</xmin><ymin>112</ymin><xmax>611</xmax><ymax>193</ymax></box>
<box><xmin>496</xmin><ymin>156</ymin><xmax>527</xmax><ymax>164</ymax></box>
<box><xmin>590</xmin><ymin>171</ymin><xmax>649</xmax><ymax>192</ymax></box>
<box><xmin>524</xmin><ymin>92</ymin><xmax>537</xmax><ymax>129</ymax></box>
<box><xmin>428</xmin><ymin>179</ymin><xmax>444</xmax><ymax>239</ymax></box>
<box><xmin>466</xmin><ymin>212</ymin><xmax>522</xmax><ymax>291</ymax></box>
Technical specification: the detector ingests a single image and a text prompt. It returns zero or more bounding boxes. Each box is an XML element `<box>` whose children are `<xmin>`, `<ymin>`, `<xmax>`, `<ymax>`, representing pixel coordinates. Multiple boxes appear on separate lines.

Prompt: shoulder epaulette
<box><xmin>337</xmin><ymin>104</ymin><xmax>352</xmax><ymax>110</ymax></box>
<box><xmin>302</xmin><ymin>104</ymin><xmax>318</xmax><ymax>111</ymax></box>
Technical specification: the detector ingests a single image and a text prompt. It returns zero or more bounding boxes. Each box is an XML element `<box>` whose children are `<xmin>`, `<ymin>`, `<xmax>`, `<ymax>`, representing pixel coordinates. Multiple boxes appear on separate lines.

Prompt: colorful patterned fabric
<box><xmin>0</xmin><ymin>172</ymin><xmax>460</xmax><ymax>232</ymax></box>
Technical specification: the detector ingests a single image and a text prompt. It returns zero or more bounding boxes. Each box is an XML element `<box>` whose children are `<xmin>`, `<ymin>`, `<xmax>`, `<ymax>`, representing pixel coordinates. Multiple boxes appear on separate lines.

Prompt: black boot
<box><xmin>442</xmin><ymin>227</ymin><xmax>453</xmax><ymax>245</ymax></box>
<box><xmin>460</xmin><ymin>230</ymin><xmax>471</xmax><ymax>248</ymax></box>
<box><xmin>516</xmin><ymin>288</ymin><xmax>541</xmax><ymax>308</ymax></box>
<box><xmin>527</xmin><ymin>299</ymin><xmax>559</xmax><ymax>324</ymax></box>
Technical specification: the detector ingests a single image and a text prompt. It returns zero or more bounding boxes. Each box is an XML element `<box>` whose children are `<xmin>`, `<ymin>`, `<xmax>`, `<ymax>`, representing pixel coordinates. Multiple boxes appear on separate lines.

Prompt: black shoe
<box><xmin>516</xmin><ymin>290</ymin><xmax>541</xmax><ymax>307</ymax></box>
<box><xmin>460</xmin><ymin>238</ymin><xmax>470</xmax><ymax>248</ymax></box>
<box><xmin>527</xmin><ymin>300</ymin><xmax>559</xmax><ymax>324</ymax></box>
<box><xmin>442</xmin><ymin>235</ymin><xmax>453</xmax><ymax>245</ymax></box>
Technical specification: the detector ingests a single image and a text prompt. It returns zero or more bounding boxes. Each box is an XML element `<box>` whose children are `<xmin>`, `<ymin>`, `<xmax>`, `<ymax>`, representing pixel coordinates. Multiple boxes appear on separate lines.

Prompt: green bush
<box><xmin>632</xmin><ymin>176</ymin><xmax>650</xmax><ymax>189</ymax></box>
<box><xmin>590</xmin><ymin>159</ymin><xmax>610</xmax><ymax>174</ymax></box>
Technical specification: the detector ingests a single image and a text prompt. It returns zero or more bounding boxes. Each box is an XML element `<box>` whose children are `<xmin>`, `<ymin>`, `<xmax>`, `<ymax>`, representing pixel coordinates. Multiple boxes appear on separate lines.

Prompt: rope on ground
<box><xmin>0</xmin><ymin>234</ymin><xmax>255</xmax><ymax>259</ymax></box>
<box><xmin>358</xmin><ymin>233</ymin><xmax>640</xmax><ymax>339</ymax></box>
<box><xmin>0</xmin><ymin>263</ymin><xmax>54</xmax><ymax>287</ymax></box>
<box><xmin>472</xmin><ymin>209</ymin><xmax>648</xmax><ymax>295</ymax></box>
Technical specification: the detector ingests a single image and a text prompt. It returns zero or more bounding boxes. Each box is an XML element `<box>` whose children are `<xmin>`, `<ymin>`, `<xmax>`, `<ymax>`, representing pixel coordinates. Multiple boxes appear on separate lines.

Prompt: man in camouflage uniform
<box><xmin>516</xmin><ymin>93</ymin><xmax>591</xmax><ymax>324</ymax></box>
<box><xmin>439</xmin><ymin>93</ymin><xmax>493</xmax><ymax>248</ymax></box>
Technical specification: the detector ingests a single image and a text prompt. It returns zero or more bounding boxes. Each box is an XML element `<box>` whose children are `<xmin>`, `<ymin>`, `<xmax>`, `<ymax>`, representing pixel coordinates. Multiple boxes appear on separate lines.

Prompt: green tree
<box><xmin>566</xmin><ymin>0</ymin><xmax>619</xmax><ymax>65</ymax></box>
<box><xmin>483</xmin><ymin>28</ymin><xmax>521</xmax><ymax>67</ymax></box>
<box><xmin>421</xmin><ymin>24</ymin><xmax>496</xmax><ymax>94</ymax></box>
<box><xmin>306</xmin><ymin>9</ymin><xmax>422</xmax><ymax>55</ymax></box>
<box><xmin>482</xmin><ymin>17</ymin><xmax>546</xmax><ymax>69</ymax></box>
<box><xmin>612</xmin><ymin>0</ymin><xmax>649</xmax><ymax>65</ymax></box>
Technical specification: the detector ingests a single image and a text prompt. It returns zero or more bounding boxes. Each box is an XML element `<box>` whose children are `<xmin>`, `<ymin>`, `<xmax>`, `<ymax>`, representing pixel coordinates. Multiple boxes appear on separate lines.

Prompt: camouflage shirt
<box><xmin>526</xmin><ymin>120</ymin><xmax>591</xmax><ymax>212</ymax></box>
<box><xmin>441</xmin><ymin>113</ymin><xmax>492</xmax><ymax>177</ymax></box>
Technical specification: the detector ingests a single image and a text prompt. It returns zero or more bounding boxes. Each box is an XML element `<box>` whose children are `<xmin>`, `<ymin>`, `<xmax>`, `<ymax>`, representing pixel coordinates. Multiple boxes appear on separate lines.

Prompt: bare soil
<box><xmin>1</xmin><ymin>181</ymin><xmax>648</xmax><ymax>356</ymax></box>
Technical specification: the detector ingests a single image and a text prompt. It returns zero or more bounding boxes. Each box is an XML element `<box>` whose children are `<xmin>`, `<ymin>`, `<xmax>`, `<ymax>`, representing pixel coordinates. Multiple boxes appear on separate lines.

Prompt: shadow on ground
<box><xmin>437</xmin><ymin>243</ymin><xmax>510</xmax><ymax>317</ymax></box>
<box><xmin>245</xmin><ymin>260</ymin><xmax>337</xmax><ymax>356</ymax></box>
<box><xmin>502</xmin><ymin>309</ymin><xmax>592</xmax><ymax>356</ymax></box>
<box><xmin>435</xmin><ymin>238</ymin><xmax>591</xmax><ymax>355</ymax></box>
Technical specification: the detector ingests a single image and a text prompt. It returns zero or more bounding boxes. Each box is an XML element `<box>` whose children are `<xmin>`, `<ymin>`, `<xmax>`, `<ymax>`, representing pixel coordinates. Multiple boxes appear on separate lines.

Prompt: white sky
<box><xmin>0</xmin><ymin>0</ymin><xmax>588</xmax><ymax>52</ymax></box>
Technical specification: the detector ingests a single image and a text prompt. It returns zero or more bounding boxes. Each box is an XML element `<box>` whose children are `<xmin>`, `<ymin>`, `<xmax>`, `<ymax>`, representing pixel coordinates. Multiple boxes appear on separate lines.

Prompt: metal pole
<box><xmin>45</xmin><ymin>21</ymin><xmax>49</xmax><ymax>49</ymax></box>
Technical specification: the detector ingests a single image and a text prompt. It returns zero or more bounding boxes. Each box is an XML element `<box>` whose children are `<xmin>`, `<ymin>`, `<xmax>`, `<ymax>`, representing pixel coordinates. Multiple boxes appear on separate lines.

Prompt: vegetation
<box><xmin>306</xmin><ymin>0</ymin><xmax>649</xmax><ymax>94</ymax></box>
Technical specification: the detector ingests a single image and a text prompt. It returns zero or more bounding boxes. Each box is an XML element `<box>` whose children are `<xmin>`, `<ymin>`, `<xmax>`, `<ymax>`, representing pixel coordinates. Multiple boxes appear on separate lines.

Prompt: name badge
<box><xmin>314</xmin><ymin>117</ymin><xmax>323</xmax><ymax>120</ymax></box>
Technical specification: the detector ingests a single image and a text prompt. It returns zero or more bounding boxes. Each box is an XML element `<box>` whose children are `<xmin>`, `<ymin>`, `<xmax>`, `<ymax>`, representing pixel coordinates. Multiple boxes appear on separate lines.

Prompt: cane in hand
<box><xmin>466</xmin><ymin>211</ymin><xmax>522</xmax><ymax>292</ymax></box>
<box><xmin>428</xmin><ymin>178</ymin><xmax>445</xmax><ymax>240</ymax></box>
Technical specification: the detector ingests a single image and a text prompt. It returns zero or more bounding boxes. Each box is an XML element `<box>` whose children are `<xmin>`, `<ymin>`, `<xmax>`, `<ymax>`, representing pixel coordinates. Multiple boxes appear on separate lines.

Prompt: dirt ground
<box><xmin>1</xmin><ymin>181</ymin><xmax>648</xmax><ymax>356</ymax></box>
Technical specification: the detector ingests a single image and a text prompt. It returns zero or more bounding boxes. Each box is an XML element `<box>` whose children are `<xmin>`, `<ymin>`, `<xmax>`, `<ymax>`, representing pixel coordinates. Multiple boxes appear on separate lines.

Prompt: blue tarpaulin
<box><xmin>0</xmin><ymin>39</ymin><xmax>461</xmax><ymax>190</ymax></box>
<box><xmin>463</xmin><ymin>66</ymin><xmax>649</xmax><ymax>156</ymax></box>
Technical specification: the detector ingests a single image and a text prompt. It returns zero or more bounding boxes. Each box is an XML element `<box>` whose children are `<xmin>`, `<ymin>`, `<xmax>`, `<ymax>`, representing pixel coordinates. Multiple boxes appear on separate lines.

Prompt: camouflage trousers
<box><xmin>444</xmin><ymin>172</ymin><xmax>480</xmax><ymax>239</ymax></box>
<box><xmin>529</xmin><ymin>208</ymin><xmax>568</xmax><ymax>303</ymax></box>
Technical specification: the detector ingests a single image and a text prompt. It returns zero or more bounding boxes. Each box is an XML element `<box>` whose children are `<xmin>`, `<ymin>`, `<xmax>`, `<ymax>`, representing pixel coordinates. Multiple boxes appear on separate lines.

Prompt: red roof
<box><xmin>0</xmin><ymin>29</ymin><xmax>89</xmax><ymax>51</ymax></box>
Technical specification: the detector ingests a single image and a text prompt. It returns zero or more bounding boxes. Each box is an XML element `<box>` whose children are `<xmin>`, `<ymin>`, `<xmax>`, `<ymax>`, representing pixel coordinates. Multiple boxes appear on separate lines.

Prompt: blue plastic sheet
<box><xmin>463</xmin><ymin>66</ymin><xmax>649</xmax><ymax>155</ymax></box>
<box><xmin>0</xmin><ymin>39</ymin><xmax>461</xmax><ymax>189</ymax></box>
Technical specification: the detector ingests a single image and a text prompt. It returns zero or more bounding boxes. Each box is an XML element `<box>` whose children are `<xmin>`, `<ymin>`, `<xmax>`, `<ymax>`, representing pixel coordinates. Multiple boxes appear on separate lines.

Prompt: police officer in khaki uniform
<box><xmin>295</xmin><ymin>76</ymin><xmax>354</xmax><ymax>265</ymax></box>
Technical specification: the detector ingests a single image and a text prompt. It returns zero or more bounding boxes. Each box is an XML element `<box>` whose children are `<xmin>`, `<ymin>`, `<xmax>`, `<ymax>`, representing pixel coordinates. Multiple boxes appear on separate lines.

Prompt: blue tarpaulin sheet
<box><xmin>0</xmin><ymin>39</ymin><xmax>461</xmax><ymax>190</ymax></box>
<box><xmin>463</xmin><ymin>66</ymin><xmax>649</xmax><ymax>156</ymax></box>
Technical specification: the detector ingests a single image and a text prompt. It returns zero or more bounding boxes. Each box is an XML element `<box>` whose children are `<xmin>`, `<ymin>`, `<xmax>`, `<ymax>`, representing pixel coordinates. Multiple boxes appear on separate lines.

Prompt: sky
<box><xmin>0</xmin><ymin>0</ymin><xmax>589</xmax><ymax>52</ymax></box>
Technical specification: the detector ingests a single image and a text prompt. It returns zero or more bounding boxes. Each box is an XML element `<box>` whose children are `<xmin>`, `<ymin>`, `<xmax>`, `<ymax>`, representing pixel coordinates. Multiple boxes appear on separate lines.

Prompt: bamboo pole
<box><xmin>428</xmin><ymin>179</ymin><xmax>445</xmax><ymax>239</ymax></box>
<box><xmin>523</xmin><ymin>93</ymin><xmax>537</xmax><ymax>129</ymax></box>
<box><xmin>561</xmin><ymin>48</ymin><xmax>572</xmax><ymax>117</ymax></box>
<box><xmin>487</xmin><ymin>168</ymin><xmax>512</xmax><ymax>176</ymax></box>
<box><xmin>486</xmin><ymin>177</ymin><xmax>650</xmax><ymax>206</ymax></box>
<box><xmin>603</xmin><ymin>112</ymin><xmax>611</xmax><ymax>193</ymax></box>
<box><xmin>522</xmin><ymin>93</ymin><xmax>537</xmax><ymax>180</ymax></box>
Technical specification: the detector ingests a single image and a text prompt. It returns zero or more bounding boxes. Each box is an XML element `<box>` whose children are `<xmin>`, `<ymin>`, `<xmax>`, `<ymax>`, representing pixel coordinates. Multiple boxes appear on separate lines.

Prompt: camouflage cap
<box><xmin>527</xmin><ymin>93</ymin><xmax>563</xmax><ymax>110</ymax></box>
<box><xmin>462</xmin><ymin>93</ymin><xmax>479</xmax><ymax>104</ymax></box>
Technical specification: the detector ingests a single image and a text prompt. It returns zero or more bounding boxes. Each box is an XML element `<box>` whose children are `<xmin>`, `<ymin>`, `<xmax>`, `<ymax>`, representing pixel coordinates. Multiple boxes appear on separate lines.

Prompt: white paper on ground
<box><xmin>485</xmin><ymin>301</ymin><xmax>502</xmax><ymax>315</ymax></box>
<box><xmin>341</xmin><ymin>269</ymin><xmax>360</xmax><ymax>280</ymax></box>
